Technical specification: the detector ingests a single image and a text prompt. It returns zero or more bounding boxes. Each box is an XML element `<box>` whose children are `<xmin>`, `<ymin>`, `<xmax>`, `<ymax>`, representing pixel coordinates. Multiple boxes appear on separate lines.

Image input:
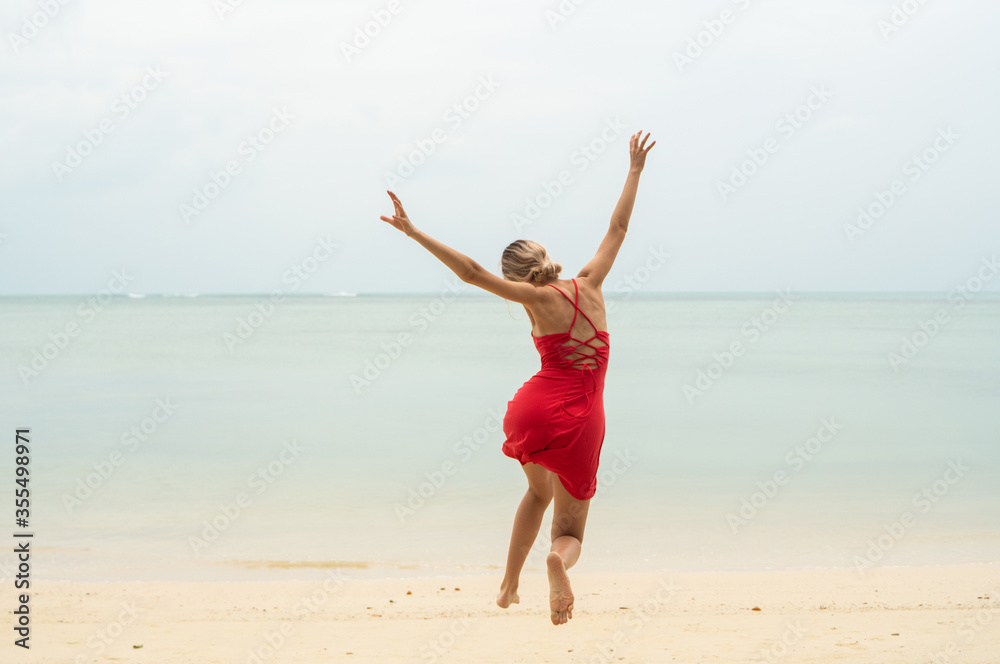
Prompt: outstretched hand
<box><xmin>379</xmin><ymin>190</ymin><xmax>415</xmax><ymax>237</ymax></box>
<box><xmin>629</xmin><ymin>131</ymin><xmax>656</xmax><ymax>172</ymax></box>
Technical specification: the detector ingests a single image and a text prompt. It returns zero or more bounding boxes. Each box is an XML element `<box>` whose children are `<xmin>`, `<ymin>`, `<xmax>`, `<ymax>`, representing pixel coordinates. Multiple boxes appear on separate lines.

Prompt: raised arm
<box><xmin>379</xmin><ymin>191</ymin><xmax>541</xmax><ymax>305</ymax></box>
<box><xmin>577</xmin><ymin>131</ymin><xmax>655</xmax><ymax>288</ymax></box>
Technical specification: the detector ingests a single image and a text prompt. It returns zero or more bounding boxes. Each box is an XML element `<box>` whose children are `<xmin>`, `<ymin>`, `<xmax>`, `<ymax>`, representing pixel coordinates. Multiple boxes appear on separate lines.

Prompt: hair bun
<box><xmin>529</xmin><ymin>261</ymin><xmax>562</xmax><ymax>285</ymax></box>
<box><xmin>500</xmin><ymin>239</ymin><xmax>562</xmax><ymax>284</ymax></box>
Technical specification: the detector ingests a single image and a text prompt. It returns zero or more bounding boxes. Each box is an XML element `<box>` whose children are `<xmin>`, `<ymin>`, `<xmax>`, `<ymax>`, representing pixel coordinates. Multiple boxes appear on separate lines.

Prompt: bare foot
<box><xmin>496</xmin><ymin>585</ymin><xmax>520</xmax><ymax>609</ymax></box>
<box><xmin>546</xmin><ymin>552</ymin><xmax>574</xmax><ymax>625</ymax></box>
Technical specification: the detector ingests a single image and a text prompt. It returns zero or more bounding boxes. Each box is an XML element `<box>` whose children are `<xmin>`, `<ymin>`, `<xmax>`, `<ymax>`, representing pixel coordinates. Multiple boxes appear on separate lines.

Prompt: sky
<box><xmin>1</xmin><ymin>0</ymin><xmax>998</xmax><ymax>295</ymax></box>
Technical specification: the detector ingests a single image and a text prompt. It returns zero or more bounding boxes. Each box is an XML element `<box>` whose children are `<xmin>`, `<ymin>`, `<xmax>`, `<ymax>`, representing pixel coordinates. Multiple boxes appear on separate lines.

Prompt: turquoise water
<box><xmin>0</xmin><ymin>294</ymin><xmax>998</xmax><ymax>582</ymax></box>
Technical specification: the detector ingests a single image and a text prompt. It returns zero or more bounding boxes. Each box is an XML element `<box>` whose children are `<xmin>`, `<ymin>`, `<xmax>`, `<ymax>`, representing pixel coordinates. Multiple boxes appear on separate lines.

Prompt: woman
<box><xmin>379</xmin><ymin>130</ymin><xmax>655</xmax><ymax>625</ymax></box>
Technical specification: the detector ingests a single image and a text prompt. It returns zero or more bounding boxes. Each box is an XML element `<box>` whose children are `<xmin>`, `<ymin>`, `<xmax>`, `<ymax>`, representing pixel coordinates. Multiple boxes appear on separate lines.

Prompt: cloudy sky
<box><xmin>1</xmin><ymin>0</ymin><xmax>998</xmax><ymax>294</ymax></box>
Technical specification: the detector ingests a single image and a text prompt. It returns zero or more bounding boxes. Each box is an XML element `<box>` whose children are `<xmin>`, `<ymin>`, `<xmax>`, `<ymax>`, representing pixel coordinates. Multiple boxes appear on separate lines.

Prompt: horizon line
<box><xmin>2</xmin><ymin>290</ymin><xmax>998</xmax><ymax>298</ymax></box>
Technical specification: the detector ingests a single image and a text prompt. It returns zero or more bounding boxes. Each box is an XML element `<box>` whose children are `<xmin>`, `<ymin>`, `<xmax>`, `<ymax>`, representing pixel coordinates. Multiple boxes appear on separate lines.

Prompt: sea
<box><xmin>0</xmin><ymin>293</ymin><xmax>998</xmax><ymax>583</ymax></box>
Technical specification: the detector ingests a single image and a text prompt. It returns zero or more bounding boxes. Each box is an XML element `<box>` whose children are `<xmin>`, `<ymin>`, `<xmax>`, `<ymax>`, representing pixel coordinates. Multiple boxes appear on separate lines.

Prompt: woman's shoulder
<box><xmin>569</xmin><ymin>275</ymin><xmax>604</xmax><ymax>300</ymax></box>
<box><xmin>547</xmin><ymin>276</ymin><xmax>598</xmax><ymax>291</ymax></box>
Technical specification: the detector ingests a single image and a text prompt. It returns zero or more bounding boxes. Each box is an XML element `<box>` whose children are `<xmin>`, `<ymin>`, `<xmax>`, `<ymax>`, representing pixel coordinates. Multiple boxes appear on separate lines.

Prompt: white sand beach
<box><xmin>15</xmin><ymin>564</ymin><xmax>1000</xmax><ymax>663</ymax></box>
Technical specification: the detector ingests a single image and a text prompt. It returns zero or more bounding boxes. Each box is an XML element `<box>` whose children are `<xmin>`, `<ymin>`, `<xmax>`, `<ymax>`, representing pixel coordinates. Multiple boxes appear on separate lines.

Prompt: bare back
<box><xmin>523</xmin><ymin>277</ymin><xmax>607</xmax><ymax>339</ymax></box>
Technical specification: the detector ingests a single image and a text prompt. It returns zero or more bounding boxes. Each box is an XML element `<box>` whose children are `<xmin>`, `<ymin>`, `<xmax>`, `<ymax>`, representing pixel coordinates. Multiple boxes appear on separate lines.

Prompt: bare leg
<box><xmin>497</xmin><ymin>463</ymin><xmax>553</xmax><ymax>609</ymax></box>
<box><xmin>547</xmin><ymin>476</ymin><xmax>590</xmax><ymax>625</ymax></box>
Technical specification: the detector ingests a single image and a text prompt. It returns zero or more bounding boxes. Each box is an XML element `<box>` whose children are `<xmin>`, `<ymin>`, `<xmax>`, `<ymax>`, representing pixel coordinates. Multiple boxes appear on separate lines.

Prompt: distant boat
<box><xmin>127</xmin><ymin>293</ymin><xmax>146</xmax><ymax>299</ymax></box>
<box><xmin>324</xmin><ymin>292</ymin><xmax>357</xmax><ymax>297</ymax></box>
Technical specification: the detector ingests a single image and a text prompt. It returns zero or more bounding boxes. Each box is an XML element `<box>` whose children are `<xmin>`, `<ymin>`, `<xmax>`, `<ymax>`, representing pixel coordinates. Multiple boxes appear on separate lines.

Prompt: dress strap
<box><xmin>569</xmin><ymin>279</ymin><xmax>602</xmax><ymax>332</ymax></box>
<box><xmin>547</xmin><ymin>279</ymin><xmax>579</xmax><ymax>332</ymax></box>
<box><xmin>546</xmin><ymin>279</ymin><xmax>601</xmax><ymax>333</ymax></box>
<box><xmin>544</xmin><ymin>278</ymin><xmax>605</xmax><ymax>371</ymax></box>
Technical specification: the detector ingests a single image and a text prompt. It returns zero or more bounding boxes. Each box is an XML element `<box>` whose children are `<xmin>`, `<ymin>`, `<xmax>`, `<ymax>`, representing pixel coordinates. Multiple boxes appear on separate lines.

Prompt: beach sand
<box><xmin>16</xmin><ymin>564</ymin><xmax>1000</xmax><ymax>663</ymax></box>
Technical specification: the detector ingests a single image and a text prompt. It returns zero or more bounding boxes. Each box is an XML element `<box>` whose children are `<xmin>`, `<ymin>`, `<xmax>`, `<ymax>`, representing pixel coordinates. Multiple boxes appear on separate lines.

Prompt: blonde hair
<box><xmin>500</xmin><ymin>240</ymin><xmax>561</xmax><ymax>285</ymax></box>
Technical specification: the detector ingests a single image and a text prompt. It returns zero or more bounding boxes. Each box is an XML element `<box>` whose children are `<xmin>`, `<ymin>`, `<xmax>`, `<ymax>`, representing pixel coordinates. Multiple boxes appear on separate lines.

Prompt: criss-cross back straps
<box><xmin>545</xmin><ymin>278</ymin><xmax>605</xmax><ymax>369</ymax></box>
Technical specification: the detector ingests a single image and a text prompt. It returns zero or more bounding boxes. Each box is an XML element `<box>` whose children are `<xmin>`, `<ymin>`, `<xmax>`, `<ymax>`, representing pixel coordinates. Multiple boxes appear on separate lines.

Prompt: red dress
<box><xmin>502</xmin><ymin>278</ymin><xmax>610</xmax><ymax>500</ymax></box>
